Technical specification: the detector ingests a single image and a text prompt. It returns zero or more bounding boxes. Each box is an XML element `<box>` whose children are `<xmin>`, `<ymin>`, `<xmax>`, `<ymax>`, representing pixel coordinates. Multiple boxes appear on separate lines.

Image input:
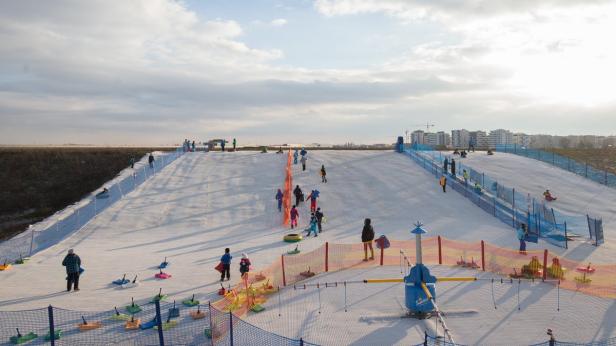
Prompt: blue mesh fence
<box><xmin>0</xmin><ymin>301</ymin><xmax>317</xmax><ymax>346</ymax></box>
<box><xmin>0</xmin><ymin>149</ymin><xmax>185</xmax><ymax>264</ymax></box>
<box><xmin>402</xmin><ymin>148</ymin><xmax>571</xmax><ymax>248</ymax></box>
<box><xmin>497</xmin><ymin>144</ymin><xmax>616</xmax><ymax>187</ymax></box>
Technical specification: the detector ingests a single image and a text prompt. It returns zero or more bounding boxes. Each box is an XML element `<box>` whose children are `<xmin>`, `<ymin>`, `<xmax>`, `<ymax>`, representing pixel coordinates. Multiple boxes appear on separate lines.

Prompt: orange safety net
<box><xmin>282</xmin><ymin>150</ymin><xmax>293</xmax><ymax>226</ymax></box>
<box><xmin>212</xmin><ymin>236</ymin><xmax>616</xmax><ymax>322</ymax></box>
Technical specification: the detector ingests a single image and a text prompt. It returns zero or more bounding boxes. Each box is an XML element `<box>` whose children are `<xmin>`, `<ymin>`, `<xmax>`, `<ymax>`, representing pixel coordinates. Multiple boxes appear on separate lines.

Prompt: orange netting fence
<box><xmin>213</xmin><ymin>236</ymin><xmax>616</xmax><ymax>324</ymax></box>
<box><xmin>282</xmin><ymin>150</ymin><xmax>293</xmax><ymax>226</ymax></box>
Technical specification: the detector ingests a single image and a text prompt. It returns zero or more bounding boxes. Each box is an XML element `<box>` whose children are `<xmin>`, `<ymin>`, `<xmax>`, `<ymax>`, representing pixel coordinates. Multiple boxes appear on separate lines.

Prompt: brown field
<box><xmin>0</xmin><ymin>147</ymin><xmax>173</xmax><ymax>241</ymax></box>
<box><xmin>547</xmin><ymin>148</ymin><xmax>616</xmax><ymax>175</ymax></box>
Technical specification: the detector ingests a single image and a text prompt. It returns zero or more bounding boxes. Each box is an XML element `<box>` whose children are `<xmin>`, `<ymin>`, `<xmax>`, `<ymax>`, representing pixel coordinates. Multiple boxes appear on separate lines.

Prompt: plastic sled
<box><xmin>155</xmin><ymin>270</ymin><xmax>172</xmax><ymax>279</ymax></box>
<box><xmin>182</xmin><ymin>294</ymin><xmax>199</xmax><ymax>307</ymax></box>
<box><xmin>154</xmin><ymin>320</ymin><xmax>178</xmax><ymax>331</ymax></box>
<box><xmin>466</xmin><ymin>258</ymin><xmax>480</xmax><ymax>269</ymax></box>
<box><xmin>300</xmin><ymin>267</ymin><xmax>315</xmax><ymax>278</ymax></box>
<box><xmin>125</xmin><ymin>298</ymin><xmax>142</xmax><ymax>314</ymax></box>
<box><xmin>10</xmin><ymin>329</ymin><xmax>37</xmax><ymax>345</ymax></box>
<box><xmin>78</xmin><ymin>316</ymin><xmax>102</xmax><ymax>331</ymax></box>
<box><xmin>79</xmin><ymin>267</ymin><xmax>85</xmax><ymax>275</ymax></box>
<box><xmin>159</xmin><ymin>257</ymin><xmax>169</xmax><ymax>269</ymax></box>
<box><xmin>44</xmin><ymin>330</ymin><xmax>62</xmax><ymax>341</ymax></box>
<box><xmin>456</xmin><ymin>257</ymin><xmax>467</xmax><ymax>266</ymax></box>
<box><xmin>125</xmin><ymin>317</ymin><xmax>141</xmax><ymax>330</ymax></box>
<box><xmin>254</xmin><ymin>272</ymin><xmax>267</xmax><ymax>281</ymax></box>
<box><xmin>121</xmin><ymin>275</ymin><xmax>140</xmax><ymax>289</ymax></box>
<box><xmin>287</xmin><ymin>246</ymin><xmax>301</xmax><ymax>255</ymax></box>
<box><xmin>14</xmin><ymin>255</ymin><xmax>30</xmax><ymax>265</ymax></box>
<box><xmin>168</xmin><ymin>301</ymin><xmax>180</xmax><ymax>318</ymax></box>
<box><xmin>151</xmin><ymin>288</ymin><xmax>168</xmax><ymax>303</ymax></box>
<box><xmin>204</xmin><ymin>328</ymin><xmax>212</xmax><ymax>339</ymax></box>
<box><xmin>113</xmin><ymin>274</ymin><xmax>130</xmax><ymax>285</ymax></box>
<box><xmin>218</xmin><ymin>284</ymin><xmax>227</xmax><ymax>296</ymax></box>
<box><xmin>139</xmin><ymin>318</ymin><xmax>158</xmax><ymax>330</ymax></box>
<box><xmin>190</xmin><ymin>306</ymin><xmax>206</xmax><ymax>320</ymax></box>
<box><xmin>250</xmin><ymin>304</ymin><xmax>265</xmax><ymax>313</ymax></box>
<box><xmin>111</xmin><ymin>307</ymin><xmax>131</xmax><ymax>321</ymax></box>
<box><xmin>576</xmin><ymin>264</ymin><xmax>595</xmax><ymax>274</ymax></box>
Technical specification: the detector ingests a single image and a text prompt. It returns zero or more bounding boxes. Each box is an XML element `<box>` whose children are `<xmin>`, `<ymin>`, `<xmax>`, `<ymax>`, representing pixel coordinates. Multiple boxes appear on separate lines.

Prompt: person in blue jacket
<box><xmin>275</xmin><ymin>189</ymin><xmax>284</xmax><ymax>212</ymax></box>
<box><xmin>293</xmin><ymin>150</ymin><xmax>299</xmax><ymax>164</ymax></box>
<box><xmin>517</xmin><ymin>224</ymin><xmax>528</xmax><ymax>254</ymax></box>
<box><xmin>300</xmin><ymin>148</ymin><xmax>307</xmax><ymax>157</ymax></box>
<box><xmin>306</xmin><ymin>213</ymin><xmax>319</xmax><ymax>237</ymax></box>
<box><xmin>220</xmin><ymin>248</ymin><xmax>232</xmax><ymax>281</ymax></box>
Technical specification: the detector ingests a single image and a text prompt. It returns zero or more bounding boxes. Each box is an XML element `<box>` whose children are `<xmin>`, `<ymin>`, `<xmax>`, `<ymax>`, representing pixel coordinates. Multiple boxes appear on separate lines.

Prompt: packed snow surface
<box><xmin>1</xmin><ymin>150</ymin><xmax>614</xmax><ymax>344</ymax></box>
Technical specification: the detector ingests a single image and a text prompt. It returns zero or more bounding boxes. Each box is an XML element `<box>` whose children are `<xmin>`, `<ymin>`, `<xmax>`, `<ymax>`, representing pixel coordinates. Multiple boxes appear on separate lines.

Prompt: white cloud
<box><xmin>270</xmin><ymin>18</ymin><xmax>288</xmax><ymax>26</ymax></box>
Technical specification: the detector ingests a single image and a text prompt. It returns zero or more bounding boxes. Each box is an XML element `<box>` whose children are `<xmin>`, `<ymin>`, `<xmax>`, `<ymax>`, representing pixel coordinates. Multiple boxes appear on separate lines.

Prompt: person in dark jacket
<box><xmin>443</xmin><ymin>157</ymin><xmax>449</xmax><ymax>174</ymax></box>
<box><xmin>320</xmin><ymin>165</ymin><xmax>327</xmax><ymax>183</ymax></box>
<box><xmin>315</xmin><ymin>208</ymin><xmax>324</xmax><ymax>233</ymax></box>
<box><xmin>62</xmin><ymin>249</ymin><xmax>81</xmax><ymax>292</ymax></box>
<box><xmin>361</xmin><ymin>218</ymin><xmax>375</xmax><ymax>261</ymax></box>
<box><xmin>220</xmin><ymin>248</ymin><xmax>232</xmax><ymax>281</ymax></box>
<box><xmin>300</xmin><ymin>155</ymin><xmax>307</xmax><ymax>171</ymax></box>
<box><xmin>239</xmin><ymin>253</ymin><xmax>250</xmax><ymax>278</ymax></box>
<box><xmin>275</xmin><ymin>189</ymin><xmax>284</xmax><ymax>212</ymax></box>
<box><xmin>148</xmin><ymin>153</ymin><xmax>155</xmax><ymax>168</ymax></box>
<box><xmin>221</xmin><ymin>140</ymin><xmax>226</xmax><ymax>152</ymax></box>
<box><xmin>293</xmin><ymin>185</ymin><xmax>303</xmax><ymax>206</ymax></box>
<box><xmin>451</xmin><ymin>158</ymin><xmax>456</xmax><ymax>176</ymax></box>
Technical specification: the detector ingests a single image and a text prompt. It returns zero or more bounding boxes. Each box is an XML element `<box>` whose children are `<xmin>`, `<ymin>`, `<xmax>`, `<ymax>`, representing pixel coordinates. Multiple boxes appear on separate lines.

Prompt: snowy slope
<box><xmin>0</xmin><ymin>151</ymin><xmax>613</xmax><ymax>313</ymax></box>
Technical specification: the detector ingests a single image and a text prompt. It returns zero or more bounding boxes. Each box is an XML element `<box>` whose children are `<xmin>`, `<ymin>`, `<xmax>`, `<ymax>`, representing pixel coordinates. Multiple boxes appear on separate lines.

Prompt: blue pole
<box><xmin>155</xmin><ymin>300</ymin><xmax>164</xmax><ymax>346</ymax></box>
<box><xmin>229</xmin><ymin>311</ymin><xmax>234</xmax><ymax>346</ymax></box>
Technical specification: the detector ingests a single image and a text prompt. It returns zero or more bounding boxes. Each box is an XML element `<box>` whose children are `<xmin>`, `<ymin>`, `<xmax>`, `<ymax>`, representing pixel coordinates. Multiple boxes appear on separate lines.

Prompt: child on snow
<box><xmin>290</xmin><ymin>205</ymin><xmax>299</xmax><ymax>229</ymax></box>
<box><xmin>239</xmin><ymin>253</ymin><xmax>251</xmax><ymax>277</ymax></box>
<box><xmin>220</xmin><ymin>248</ymin><xmax>232</xmax><ymax>281</ymax></box>
<box><xmin>315</xmin><ymin>207</ymin><xmax>324</xmax><ymax>233</ymax></box>
<box><xmin>275</xmin><ymin>189</ymin><xmax>284</xmax><ymax>212</ymax></box>
<box><xmin>439</xmin><ymin>176</ymin><xmax>447</xmax><ymax>193</ymax></box>
<box><xmin>543</xmin><ymin>190</ymin><xmax>557</xmax><ymax>201</ymax></box>
<box><xmin>320</xmin><ymin>165</ymin><xmax>327</xmax><ymax>183</ymax></box>
<box><xmin>306</xmin><ymin>189</ymin><xmax>320</xmax><ymax>212</ymax></box>
<box><xmin>307</xmin><ymin>213</ymin><xmax>319</xmax><ymax>237</ymax></box>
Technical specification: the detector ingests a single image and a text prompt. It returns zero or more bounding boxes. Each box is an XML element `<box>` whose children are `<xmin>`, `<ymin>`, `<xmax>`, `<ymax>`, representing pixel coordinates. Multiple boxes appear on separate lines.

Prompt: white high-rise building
<box><xmin>451</xmin><ymin>129</ymin><xmax>470</xmax><ymax>148</ymax></box>
<box><xmin>425</xmin><ymin>132</ymin><xmax>438</xmax><ymax>146</ymax></box>
<box><xmin>488</xmin><ymin>129</ymin><xmax>514</xmax><ymax>147</ymax></box>
<box><xmin>436</xmin><ymin>131</ymin><xmax>451</xmax><ymax>147</ymax></box>
<box><xmin>411</xmin><ymin>130</ymin><xmax>425</xmax><ymax>145</ymax></box>
<box><xmin>513</xmin><ymin>133</ymin><xmax>531</xmax><ymax>148</ymax></box>
<box><xmin>469</xmin><ymin>131</ymin><xmax>488</xmax><ymax>149</ymax></box>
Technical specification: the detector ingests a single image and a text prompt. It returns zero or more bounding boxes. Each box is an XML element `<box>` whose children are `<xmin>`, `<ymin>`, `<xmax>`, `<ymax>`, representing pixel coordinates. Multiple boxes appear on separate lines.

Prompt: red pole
<box><xmin>481</xmin><ymin>240</ymin><xmax>485</xmax><ymax>271</ymax></box>
<box><xmin>542</xmin><ymin>249</ymin><xmax>548</xmax><ymax>281</ymax></box>
<box><xmin>380</xmin><ymin>243</ymin><xmax>384</xmax><ymax>266</ymax></box>
<box><xmin>325</xmin><ymin>242</ymin><xmax>329</xmax><ymax>272</ymax></box>
<box><xmin>437</xmin><ymin>236</ymin><xmax>443</xmax><ymax>265</ymax></box>
<box><xmin>281</xmin><ymin>255</ymin><xmax>286</xmax><ymax>286</ymax></box>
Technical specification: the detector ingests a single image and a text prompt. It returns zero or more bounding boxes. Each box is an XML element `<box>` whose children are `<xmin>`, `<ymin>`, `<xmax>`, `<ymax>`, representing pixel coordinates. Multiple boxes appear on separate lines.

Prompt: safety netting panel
<box><xmin>483</xmin><ymin>243</ymin><xmax>544</xmax><ymax>277</ymax></box>
<box><xmin>0</xmin><ymin>230</ymin><xmax>32</xmax><ymax>263</ymax></box>
<box><xmin>0</xmin><ymin>308</ymin><xmax>49</xmax><ymax>346</ymax></box>
<box><xmin>283</xmin><ymin>245</ymin><xmax>326</xmax><ymax>285</ymax></box>
<box><xmin>440</xmin><ymin>237</ymin><xmax>482</xmax><ymax>268</ymax></box>
<box><xmin>153</xmin><ymin>302</ymin><xmax>213</xmax><ymax>346</ymax></box>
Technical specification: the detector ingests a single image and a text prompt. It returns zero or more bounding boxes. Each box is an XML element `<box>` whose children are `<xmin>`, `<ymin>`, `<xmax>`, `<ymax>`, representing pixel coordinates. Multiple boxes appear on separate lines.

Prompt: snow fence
<box><xmin>0</xmin><ymin>148</ymin><xmax>185</xmax><ymax>264</ymax></box>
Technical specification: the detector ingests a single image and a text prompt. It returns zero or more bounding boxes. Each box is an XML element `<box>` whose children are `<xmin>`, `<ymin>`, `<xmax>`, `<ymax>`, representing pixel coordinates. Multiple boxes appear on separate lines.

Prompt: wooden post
<box><xmin>325</xmin><ymin>242</ymin><xmax>329</xmax><ymax>272</ymax></box>
<box><xmin>542</xmin><ymin>249</ymin><xmax>548</xmax><ymax>281</ymax></box>
<box><xmin>481</xmin><ymin>240</ymin><xmax>486</xmax><ymax>271</ymax></box>
<box><xmin>437</xmin><ymin>236</ymin><xmax>443</xmax><ymax>265</ymax></box>
<box><xmin>281</xmin><ymin>255</ymin><xmax>286</xmax><ymax>286</ymax></box>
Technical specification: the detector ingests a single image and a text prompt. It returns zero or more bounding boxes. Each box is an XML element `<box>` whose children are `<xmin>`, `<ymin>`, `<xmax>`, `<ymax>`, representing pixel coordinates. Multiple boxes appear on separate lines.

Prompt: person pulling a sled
<box><xmin>219</xmin><ymin>248</ymin><xmax>232</xmax><ymax>281</ymax></box>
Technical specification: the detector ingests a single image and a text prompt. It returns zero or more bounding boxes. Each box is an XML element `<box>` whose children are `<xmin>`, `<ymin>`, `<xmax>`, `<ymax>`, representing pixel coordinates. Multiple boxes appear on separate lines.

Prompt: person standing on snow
<box><xmin>300</xmin><ymin>148</ymin><xmax>307</xmax><ymax>157</ymax></box>
<box><xmin>320</xmin><ymin>165</ymin><xmax>327</xmax><ymax>183</ymax></box>
<box><xmin>315</xmin><ymin>207</ymin><xmax>324</xmax><ymax>233</ymax></box>
<box><xmin>220</xmin><ymin>248</ymin><xmax>232</xmax><ymax>281</ymax></box>
<box><xmin>233</xmin><ymin>138</ymin><xmax>237</xmax><ymax>151</ymax></box>
<box><xmin>307</xmin><ymin>213</ymin><xmax>319</xmax><ymax>237</ymax></box>
<box><xmin>275</xmin><ymin>189</ymin><xmax>284</xmax><ymax>212</ymax></box>
<box><xmin>293</xmin><ymin>149</ymin><xmax>299</xmax><ymax>164</ymax></box>
<box><xmin>517</xmin><ymin>224</ymin><xmax>528</xmax><ymax>254</ymax></box>
<box><xmin>220</xmin><ymin>140</ymin><xmax>225</xmax><ymax>152</ymax></box>
<box><xmin>293</xmin><ymin>185</ymin><xmax>303</xmax><ymax>206</ymax></box>
<box><xmin>148</xmin><ymin>153</ymin><xmax>155</xmax><ymax>168</ymax></box>
<box><xmin>462</xmin><ymin>169</ymin><xmax>469</xmax><ymax>186</ymax></box>
<box><xmin>192</xmin><ymin>141</ymin><xmax>196</xmax><ymax>152</ymax></box>
<box><xmin>290</xmin><ymin>205</ymin><xmax>299</xmax><ymax>229</ymax></box>
<box><xmin>300</xmin><ymin>155</ymin><xmax>307</xmax><ymax>171</ymax></box>
<box><xmin>361</xmin><ymin>219</ymin><xmax>375</xmax><ymax>261</ymax></box>
<box><xmin>130</xmin><ymin>156</ymin><xmax>135</xmax><ymax>169</ymax></box>
<box><xmin>451</xmin><ymin>158</ymin><xmax>456</xmax><ymax>177</ymax></box>
<box><xmin>306</xmin><ymin>189</ymin><xmax>320</xmax><ymax>212</ymax></box>
<box><xmin>443</xmin><ymin>157</ymin><xmax>449</xmax><ymax>175</ymax></box>
<box><xmin>439</xmin><ymin>175</ymin><xmax>447</xmax><ymax>193</ymax></box>
<box><xmin>62</xmin><ymin>249</ymin><xmax>81</xmax><ymax>292</ymax></box>
<box><xmin>239</xmin><ymin>253</ymin><xmax>251</xmax><ymax>278</ymax></box>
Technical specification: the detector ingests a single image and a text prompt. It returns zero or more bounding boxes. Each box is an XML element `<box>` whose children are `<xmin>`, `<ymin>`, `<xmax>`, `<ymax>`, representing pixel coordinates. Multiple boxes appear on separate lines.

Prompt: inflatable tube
<box><xmin>283</xmin><ymin>234</ymin><xmax>303</xmax><ymax>243</ymax></box>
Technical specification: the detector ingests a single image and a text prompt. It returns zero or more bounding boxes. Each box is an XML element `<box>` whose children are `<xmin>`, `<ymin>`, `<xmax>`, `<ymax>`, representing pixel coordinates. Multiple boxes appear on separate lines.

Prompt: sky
<box><xmin>1</xmin><ymin>0</ymin><xmax>616</xmax><ymax>145</ymax></box>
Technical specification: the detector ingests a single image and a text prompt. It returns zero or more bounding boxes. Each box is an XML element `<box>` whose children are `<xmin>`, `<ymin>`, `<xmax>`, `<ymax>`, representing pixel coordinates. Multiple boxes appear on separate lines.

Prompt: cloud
<box><xmin>270</xmin><ymin>18</ymin><xmax>288</xmax><ymax>26</ymax></box>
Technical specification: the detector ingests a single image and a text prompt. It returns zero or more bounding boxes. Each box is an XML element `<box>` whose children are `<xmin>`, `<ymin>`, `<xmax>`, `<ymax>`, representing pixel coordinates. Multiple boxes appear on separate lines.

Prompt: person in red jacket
<box><xmin>290</xmin><ymin>205</ymin><xmax>299</xmax><ymax>229</ymax></box>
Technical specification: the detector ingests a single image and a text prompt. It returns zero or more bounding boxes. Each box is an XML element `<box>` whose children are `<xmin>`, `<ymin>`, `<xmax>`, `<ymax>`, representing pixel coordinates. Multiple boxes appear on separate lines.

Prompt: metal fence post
<box><xmin>155</xmin><ymin>300</ymin><xmax>164</xmax><ymax>346</ymax></box>
<box><xmin>512</xmin><ymin>188</ymin><xmax>516</xmax><ymax>227</ymax></box>
<box><xmin>208</xmin><ymin>302</ymin><xmax>215</xmax><ymax>346</ymax></box>
<box><xmin>229</xmin><ymin>311</ymin><xmax>234</xmax><ymax>346</ymax></box>
<box><xmin>48</xmin><ymin>305</ymin><xmax>55</xmax><ymax>346</ymax></box>
<box><xmin>564</xmin><ymin>222</ymin><xmax>568</xmax><ymax>250</ymax></box>
<box><xmin>28</xmin><ymin>225</ymin><xmax>35</xmax><ymax>256</ymax></box>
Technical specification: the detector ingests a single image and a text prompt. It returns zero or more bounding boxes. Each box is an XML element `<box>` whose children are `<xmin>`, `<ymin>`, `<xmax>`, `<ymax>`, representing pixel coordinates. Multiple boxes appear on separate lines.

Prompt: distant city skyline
<box><xmin>2</xmin><ymin>0</ymin><xmax>616</xmax><ymax>145</ymax></box>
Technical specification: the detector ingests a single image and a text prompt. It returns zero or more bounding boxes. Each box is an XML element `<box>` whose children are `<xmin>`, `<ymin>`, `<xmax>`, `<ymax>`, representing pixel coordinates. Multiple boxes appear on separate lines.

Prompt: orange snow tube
<box><xmin>283</xmin><ymin>150</ymin><xmax>293</xmax><ymax>226</ymax></box>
